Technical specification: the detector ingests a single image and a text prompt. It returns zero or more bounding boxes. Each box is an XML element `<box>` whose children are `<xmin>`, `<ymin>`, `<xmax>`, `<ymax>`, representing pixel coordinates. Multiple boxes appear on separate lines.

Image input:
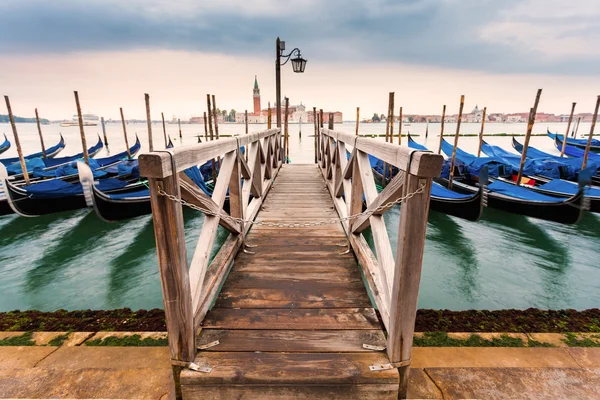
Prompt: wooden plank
<box><xmin>182</xmin><ymin>384</ymin><xmax>399</xmax><ymax>399</ymax></box>
<box><xmin>202</xmin><ymin>308</ymin><xmax>380</xmax><ymax>330</ymax></box>
<box><xmin>225</xmin><ymin>271</ymin><xmax>365</xmax><ymax>289</ymax></box>
<box><xmin>197</xmin><ymin>329</ymin><xmax>385</xmax><ymax>352</ymax></box>
<box><xmin>387</xmin><ymin>175</ymin><xmax>433</xmax><ymax>399</ymax></box>
<box><xmin>181</xmin><ymin>352</ymin><xmax>398</xmax><ymax>385</ymax></box>
<box><xmin>215</xmin><ymin>287</ymin><xmax>372</xmax><ymax>308</ymax></box>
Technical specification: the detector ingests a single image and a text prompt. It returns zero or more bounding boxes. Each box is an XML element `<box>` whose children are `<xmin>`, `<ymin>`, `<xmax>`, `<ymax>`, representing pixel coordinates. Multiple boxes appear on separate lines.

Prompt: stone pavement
<box><xmin>0</xmin><ymin>333</ymin><xmax>600</xmax><ymax>399</ymax></box>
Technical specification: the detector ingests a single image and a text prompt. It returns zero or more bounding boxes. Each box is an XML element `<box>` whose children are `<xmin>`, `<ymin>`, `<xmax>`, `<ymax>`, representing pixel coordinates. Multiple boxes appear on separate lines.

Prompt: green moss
<box><xmin>413</xmin><ymin>332</ymin><xmax>525</xmax><ymax>347</ymax></box>
<box><xmin>562</xmin><ymin>333</ymin><xmax>600</xmax><ymax>347</ymax></box>
<box><xmin>85</xmin><ymin>334</ymin><xmax>168</xmax><ymax>347</ymax></box>
<box><xmin>527</xmin><ymin>338</ymin><xmax>555</xmax><ymax>347</ymax></box>
<box><xmin>48</xmin><ymin>333</ymin><xmax>71</xmax><ymax>347</ymax></box>
<box><xmin>0</xmin><ymin>332</ymin><xmax>35</xmax><ymax>346</ymax></box>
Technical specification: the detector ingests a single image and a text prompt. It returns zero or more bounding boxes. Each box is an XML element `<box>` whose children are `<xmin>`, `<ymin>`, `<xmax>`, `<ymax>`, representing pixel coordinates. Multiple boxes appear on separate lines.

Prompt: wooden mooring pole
<box><xmin>120</xmin><ymin>107</ymin><xmax>132</xmax><ymax>159</ymax></box>
<box><xmin>476</xmin><ymin>107</ymin><xmax>487</xmax><ymax>157</ymax></box>
<box><xmin>161</xmin><ymin>112</ymin><xmax>168</xmax><ymax>148</ymax></box>
<box><xmin>178</xmin><ymin>118</ymin><xmax>182</xmax><ymax>139</ymax></box>
<box><xmin>284</xmin><ymin>97</ymin><xmax>290</xmax><ymax>163</ymax></box>
<box><xmin>437</xmin><ymin>105</ymin><xmax>446</xmax><ymax>154</ymax></box>
<box><xmin>34</xmin><ymin>108</ymin><xmax>47</xmax><ymax>159</ymax></box>
<box><xmin>206</xmin><ymin>95</ymin><xmax>216</xmax><ymax>181</ymax></box>
<box><xmin>74</xmin><ymin>91</ymin><xmax>90</xmax><ymax>165</ymax></box>
<box><xmin>383</xmin><ymin>92</ymin><xmax>394</xmax><ymax>185</ymax></box>
<box><xmin>398</xmin><ymin>106</ymin><xmax>403</xmax><ymax>145</ymax></box>
<box><xmin>314</xmin><ymin>107</ymin><xmax>318</xmax><ymax>163</ymax></box>
<box><xmin>573</xmin><ymin>117</ymin><xmax>581</xmax><ymax>138</ymax></box>
<box><xmin>355</xmin><ymin>107</ymin><xmax>360</xmax><ymax>136</ymax></box>
<box><xmin>100</xmin><ymin>116</ymin><xmax>109</xmax><ymax>147</ymax></box>
<box><xmin>245</xmin><ymin>110</ymin><xmax>248</xmax><ymax>134</ymax></box>
<box><xmin>145</xmin><ymin>93</ymin><xmax>154</xmax><ymax>152</ymax></box>
<box><xmin>516</xmin><ymin>89</ymin><xmax>543</xmax><ymax>185</ymax></box>
<box><xmin>582</xmin><ymin>95</ymin><xmax>600</xmax><ymax>170</ymax></box>
<box><xmin>448</xmin><ymin>95</ymin><xmax>465</xmax><ymax>189</ymax></box>
<box><xmin>560</xmin><ymin>102</ymin><xmax>576</xmax><ymax>157</ymax></box>
<box><xmin>4</xmin><ymin>96</ymin><xmax>30</xmax><ymax>185</ymax></box>
<box><xmin>203</xmin><ymin>112</ymin><xmax>208</xmax><ymax>142</ymax></box>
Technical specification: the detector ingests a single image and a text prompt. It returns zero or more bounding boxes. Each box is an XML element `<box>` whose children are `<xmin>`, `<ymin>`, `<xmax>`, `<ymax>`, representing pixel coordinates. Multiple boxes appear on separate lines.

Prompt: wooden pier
<box><xmin>139</xmin><ymin>128</ymin><xmax>443</xmax><ymax>399</ymax></box>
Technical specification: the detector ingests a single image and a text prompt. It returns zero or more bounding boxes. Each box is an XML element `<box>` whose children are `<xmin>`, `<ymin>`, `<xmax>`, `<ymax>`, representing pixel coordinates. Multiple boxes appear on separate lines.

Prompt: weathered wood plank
<box><xmin>225</xmin><ymin>271</ymin><xmax>364</xmax><ymax>288</ymax></box>
<box><xmin>202</xmin><ymin>308</ymin><xmax>380</xmax><ymax>330</ymax></box>
<box><xmin>181</xmin><ymin>352</ymin><xmax>398</xmax><ymax>385</ymax></box>
<box><xmin>215</xmin><ymin>288</ymin><xmax>372</xmax><ymax>308</ymax></box>
<box><xmin>197</xmin><ymin>329</ymin><xmax>385</xmax><ymax>352</ymax></box>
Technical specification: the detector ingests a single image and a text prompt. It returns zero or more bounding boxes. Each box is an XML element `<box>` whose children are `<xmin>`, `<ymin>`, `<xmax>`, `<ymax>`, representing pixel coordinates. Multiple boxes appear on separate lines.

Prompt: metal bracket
<box><xmin>363</xmin><ymin>343</ymin><xmax>386</xmax><ymax>351</ymax></box>
<box><xmin>243</xmin><ymin>248</ymin><xmax>256</xmax><ymax>255</ymax></box>
<box><xmin>369</xmin><ymin>359</ymin><xmax>411</xmax><ymax>371</ymax></box>
<box><xmin>197</xmin><ymin>340</ymin><xmax>220</xmax><ymax>350</ymax></box>
<box><xmin>338</xmin><ymin>248</ymin><xmax>351</xmax><ymax>255</ymax></box>
<box><xmin>245</xmin><ymin>243</ymin><xmax>258</xmax><ymax>248</ymax></box>
<box><xmin>171</xmin><ymin>359</ymin><xmax>212</xmax><ymax>373</ymax></box>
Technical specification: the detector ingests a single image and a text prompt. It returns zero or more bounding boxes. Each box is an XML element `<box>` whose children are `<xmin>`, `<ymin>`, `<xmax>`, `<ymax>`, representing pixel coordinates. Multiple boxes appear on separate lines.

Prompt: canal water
<box><xmin>0</xmin><ymin>121</ymin><xmax>598</xmax><ymax>311</ymax></box>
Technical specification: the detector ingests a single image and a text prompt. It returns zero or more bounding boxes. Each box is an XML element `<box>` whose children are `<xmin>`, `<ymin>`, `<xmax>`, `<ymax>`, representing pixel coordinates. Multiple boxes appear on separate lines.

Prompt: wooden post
<box><xmin>560</xmin><ymin>102</ymin><xmax>576</xmax><ymax>157</ymax></box>
<box><xmin>389</xmin><ymin>94</ymin><xmax>395</xmax><ymax>144</ymax></box>
<box><xmin>356</xmin><ymin>107</ymin><xmax>360</xmax><ymax>136</ymax></box>
<box><xmin>4</xmin><ymin>96</ymin><xmax>30</xmax><ymax>185</ymax></box>
<box><xmin>314</xmin><ymin>107</ymin><xmax>318</xmax><ymax>163</ymax></box>
<box><xmin>145</xmin><ymin>93</ymin><xmax>154</xmax><ymax>152</ymax></box>
<box><xmin>178</xmin><ymin>118</ymin><xmax>182</xmax><ymax>139</ymax></box>
<box><xmin>120</xmin><ymin>107</ymin><xmax>132</xmax><ymax>159</ymax></box>
<box><xmin>203</xmin><ymin>112</ymin><xmax>208</xmax><ymax>142</ymax></box>
<box><xmin>328</xmin><ymin>113</ymin><xmax>334</xmax><ymax>130</ymax></box>
<box><xmin>437</xmin><ymin>105</ymin><xmax>446</xmax><ymax>154</ymax></box>
<box><xmin>448</xmin><ymin>95</ymin><xmax>465</xmax><ymax>189</ymax></box>
<box><xmin>212</xmin><ymin>95</ymin><xmax>219</xmax><ymax>140</ymax></box>
<box><xmin>383</xmin><ymin>93</ymin><xmax>393</xmax><ymax>185</ymax></box>
<box><xmin>74</xmin><ymin>91</ymin><xmax>90</xmax><ymax>165</ymax></box>
<box><xmin>284</xmin><ymin>97</ymin><xmax>290</xmax><ymax>163</ymax></box>
<box><xmin>268</xmin><ymin>102</ymin><xmax>272</xmax><ymax>129</ymax></box>
<box><xmin>320</xmin><ymin>109</ymin><xmax>324</xmax><ymax>129</ymax></box>
<box><xmin>206</xmin><ymin>95</ymin><xmax>216</xmax><ymax>181</ymax></box>
<box><xmin>582</xmin><ymin>95</ymin><xmax>600</xmax><ymax>170</ymax></box>
<box><xmin>516</xmin><ymin>89</ymin><xmax>543</xmax><ymax>185</ymax></box>
<box><xmin>574</xmin><ymin>117</ymin><xmax>581</xmax><ymax>138</ymax></box>
<box><xmin>476</xmin><ymin>107</ymin><xmax>487</xmax><ymax>157</ymax></box>
<box><xmin>387</xmin><ymin>171</ymin><xmax>434</xmax><ymax>399</ymax></box>
<box><xmin>245</xmin><ymin>110</ymin><xmax>248</xmax><ymax>134</ymax></box>
<box><xmin>161</xmin><ymin>112</ymin><xmax>168</xmax><ymax>148</ymax></box>
<box><xmin>147</xmin><ymin>172</ymin><xmax>195</xmax><ymax>398</ymax></box>
<box><xmin>398</xmin><ymin>106</ymin><xmax>403</xmax><ymax>145</ymax></box>
<box><xmin>35</xmin><ymin>108</ymin><xmax>47</xmax><ymax>159</ymax></box>
<box><xmin>100</xmin><ymin>116</ymin><xmax>109</xmax><ymax>147</ymax></box>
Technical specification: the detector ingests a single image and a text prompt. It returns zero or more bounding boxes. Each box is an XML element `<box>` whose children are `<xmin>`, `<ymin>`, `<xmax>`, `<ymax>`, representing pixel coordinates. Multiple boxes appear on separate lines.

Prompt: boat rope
<box><xmin>156</xmin><ymin>183</ymin><xmax>426</xmax><ymax>228</ymax></box>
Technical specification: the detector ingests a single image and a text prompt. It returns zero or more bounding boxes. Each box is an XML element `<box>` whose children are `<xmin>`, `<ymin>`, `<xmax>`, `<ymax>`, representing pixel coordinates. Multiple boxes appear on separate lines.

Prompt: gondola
<box><xmin>548</xmin><ymin>130</ymin><xmax>600</xmax><ymax>152</ymax></box>
<box><xmin>4</xmin><ymin>135</ymin><xmax>103</xmax><ymax>178</ymax></box>
<box><xmin>1</xmin><ymin>134</ymin><xmax>67</xmax><ymax>167</ymax></box>
<box><xmin>552</xmin><ymin>136</ymin><xmax>600</xmax><ymax>162</ymax></box>
<box><xmin>0</xmin><ymin>134</ymin><xmax>10</xmax><ymax>155</ymax></box>
<box><xmin>0</xmin><ymin>137</ymin><xmax>141</xmax><ymax>217</ymax></box>
<box><xmin>370</xmin><ymin>135</ymin><xmax>487</xmax><ymax>221</ymax></box>
<box><xmin>78</xmin><ymin>160</ymin><xmax>225</xmax><ymax>222</ymax></box>
<box><xmin>511</xmin><ymin>136</ymin><xmax>600</xmax><ymax>186</ymax></box>
<box><xmin>439</xmin><ymin>138</ymin><xmax>587</xmax><ymax>224</ymax></box>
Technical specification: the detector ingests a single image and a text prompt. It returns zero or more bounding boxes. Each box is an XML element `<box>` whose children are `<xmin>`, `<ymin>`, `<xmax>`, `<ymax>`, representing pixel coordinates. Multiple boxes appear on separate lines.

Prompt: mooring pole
<box><xmin>74</xmin><ymin>91</ymin><xmax>90</xmax><ymax>165</ymax></box>
<box><xmin>355</xmin><ymin>107</ymin><xmax>360</xmax><ymax>136</ymax></box>
<box><xmin>4</xmin><ymin>96</ymin><xmax>30</xmax><ymax>185</ymax></box>
<box><xmin>100</xmin><ymin>116</ymin><xmax>109</xmax><ymax>147</ymax></box>
<box><xmin>448</xmin><ymin>95</ymin><xmax>465</xmax><ymax>189</ymax></box>
<box><xmin>120</xmin><ymin>107</ymin><xmax>132</xmax><ymax>159</ymax></box>
<box><xmin>35</xmin><ymin>108</ymin><xmax>47</xmax><ymax>159</ymax></box>
<box><xmin>437</xmin><ymin>105</ymin><xmax>446</xmax><ymax>154</ymax></box>
<box><xmin>284</xmin><ymin>97</ymin><xmax>290</xmax><ymax>163</ymax></box>
<box><xmin>398</xmin><ymin>106</ymin><xmax>403</xmax><ymax>145</ymax></box>
<box><xmin>476</xmin><ymin>107</ymin><xmax>487</xmax><ymax>157</ymax></box>
<box><xmin>516</xmin><ymin>89</ymin><xmax>543</xmax><ymax>185</ymax></box>
<box><xmin>145</xmin><ymin>93</ymin><xmax>154</xmax><ymax>152</ymax></box>
<box><xmin>582</xmin><ymin>95</ymin><xmax>600</xmax><ymax>170</ymax></box>
<box><xmin>178</xmin><ymin>118</ymin><xmax>182</xmax><ymax>139</ymax></box>
<box><xmin>560</xmin><ymin>102</ymin><xmax>576</xmax><ymax>157</ymax></box>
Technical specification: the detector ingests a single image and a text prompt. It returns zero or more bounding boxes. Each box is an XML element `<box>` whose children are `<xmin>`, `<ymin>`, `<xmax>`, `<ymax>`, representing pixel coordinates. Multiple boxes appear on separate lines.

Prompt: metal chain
<box><xmin>157</xmin><ymin>184</ymin><xmax>426</xmax><ymax>229</ymax></box>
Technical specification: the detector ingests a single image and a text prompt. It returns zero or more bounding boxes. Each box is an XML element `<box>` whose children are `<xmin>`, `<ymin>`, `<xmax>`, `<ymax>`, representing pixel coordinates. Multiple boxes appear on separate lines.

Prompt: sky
<box><xmin>1</xmin><ymin>0</ymin><xmax>599</xmax><ymax>120</ymax></box>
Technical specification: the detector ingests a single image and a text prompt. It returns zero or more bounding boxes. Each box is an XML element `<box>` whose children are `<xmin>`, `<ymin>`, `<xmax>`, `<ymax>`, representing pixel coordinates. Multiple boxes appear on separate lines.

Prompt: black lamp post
<box><xmin>275</xmin><ymin>37</ymin><xmax>307</xmax><ymax>128</ymax></box>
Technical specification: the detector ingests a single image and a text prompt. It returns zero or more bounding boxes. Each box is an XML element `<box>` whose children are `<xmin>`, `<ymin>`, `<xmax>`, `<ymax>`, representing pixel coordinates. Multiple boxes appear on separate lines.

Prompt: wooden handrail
<box><xmin>318</xmin><ymin>127</ymin><xmax>442</xmax><ymax>399</ymax></box>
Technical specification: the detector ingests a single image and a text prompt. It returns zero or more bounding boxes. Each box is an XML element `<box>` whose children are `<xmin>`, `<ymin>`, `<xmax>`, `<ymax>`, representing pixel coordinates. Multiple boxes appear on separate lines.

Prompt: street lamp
<box><xmin>275</xmin><ymin>37</ymin><xmax>307</xmax><ymax>128</ymax></box>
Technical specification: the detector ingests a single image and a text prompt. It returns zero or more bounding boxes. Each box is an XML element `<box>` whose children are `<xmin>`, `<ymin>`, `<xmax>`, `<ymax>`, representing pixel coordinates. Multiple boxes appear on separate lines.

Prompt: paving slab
<box><xmin>424</xmin><ymin>367</ymin><xmax>600</xmax><ymax>400</ymax></box>
<box><xmin>87</xmin><ymin>331</ymin><xmax>168</xmax><ymax>342</ymax></box>
<box><xmin>406</xmin><ymin>368</ymin><xmax>443</xmax><ymax>399</ymax></box>
<box><xmin>527</xmin><ymin>333</ymin><xmax>567</xmax><ymax>347</ymax></box>
<box><xmin>567</xmin><ymin>348</ymin><xmax>600</xmax><ymax>368</ymax></box>
<box><xmin>0</xmin><ymin>367</ymin><xmax>175</xmax><ymax>399</ymax></box>
<box><xmin>36</xmin><ymin>347</ymin><xmax>171</xmax><ymax>369</ymax></box>
<box><xmin>0</xmin><ymin>332</ymin><xmax>25</xmax><ymax>341</ymax></box>
<box><xmin>0</xmin><ymin>347</ymin><xmax>57</xmax><ymax>369</ymax></box>
<box><xmin>63</xmin><ymin>332</ymin><xmax>95</xmax><ymax>346</ymax></box>
<box><xmin>412</xmin><ymin>348</ymin><xmax>579</xmax><ymax>368</ymax></box>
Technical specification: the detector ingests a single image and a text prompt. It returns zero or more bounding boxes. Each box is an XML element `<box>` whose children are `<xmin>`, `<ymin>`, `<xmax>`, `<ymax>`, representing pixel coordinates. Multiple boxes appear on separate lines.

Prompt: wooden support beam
<box><xmin>386</xmin><ymin>174</ymin><xmax>433</xmax><ymax>399</ymax></box>
<box><xmin>35</xmin><ymin>108</ymin><xmax>47</xmax><ymax>159</ymax></box>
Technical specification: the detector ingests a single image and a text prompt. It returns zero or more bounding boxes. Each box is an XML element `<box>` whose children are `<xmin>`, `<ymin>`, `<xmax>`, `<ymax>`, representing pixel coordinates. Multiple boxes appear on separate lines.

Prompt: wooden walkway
<box><xmin>181</xmin><ymin>164</ymin><xmax>399</xmax><ymax>398</ymax></box>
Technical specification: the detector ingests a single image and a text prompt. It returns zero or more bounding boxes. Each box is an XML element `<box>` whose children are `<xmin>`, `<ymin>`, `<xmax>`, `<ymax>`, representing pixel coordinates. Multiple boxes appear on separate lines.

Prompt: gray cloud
<box><xmin>1</xmin><ymin>0</ymin><xmax>598</xmax><ymax>74</ymax></box>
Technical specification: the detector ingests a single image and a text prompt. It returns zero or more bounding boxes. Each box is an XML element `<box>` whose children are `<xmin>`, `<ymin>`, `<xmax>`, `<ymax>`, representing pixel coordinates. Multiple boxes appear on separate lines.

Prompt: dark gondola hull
<box><xmin>435</xmin><ymin>178</ymin><xmax>585</xmax><ymax>224</ymax></box>
<box><xmin>5</xmin><ymin>180</ymin><xmax>87</xmax><ymax>217</ymax></box>
<box><xmin>550</xmin><ymin>132</ymin><xmax>600</xmax><ymax>152</ymax></box>
<box><xmin>372</xmin><ymin>168</ymin><xmax>485</xmax><ymax>221</ymax></box>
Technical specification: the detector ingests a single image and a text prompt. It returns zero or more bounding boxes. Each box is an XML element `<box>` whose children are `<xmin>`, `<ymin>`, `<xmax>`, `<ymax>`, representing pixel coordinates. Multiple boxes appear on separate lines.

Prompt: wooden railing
<box><xmin>138</xmin><ymin>128</ymin><xmax>282</xmax><ymax>392</ymax></box>
<box><xmin>318</xmin><ymin>128</ymin><xmax>443</xmax><ymax>397</ymax></box>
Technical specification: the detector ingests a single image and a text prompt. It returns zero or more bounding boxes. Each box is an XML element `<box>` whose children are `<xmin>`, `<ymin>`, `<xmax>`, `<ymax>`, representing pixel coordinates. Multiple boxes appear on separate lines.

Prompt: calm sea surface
<box><xmin>0</xmin><ymin>121</ymin><xmax>598</xmax><ymax>311</ymax></box>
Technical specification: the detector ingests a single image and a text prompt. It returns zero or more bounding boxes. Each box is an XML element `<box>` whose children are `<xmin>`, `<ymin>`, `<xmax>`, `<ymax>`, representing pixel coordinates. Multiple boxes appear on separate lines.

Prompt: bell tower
<box><xmin>253</xmin><ymin>75</ymin><xmax>261</xmax><ymax>115</ymax></box>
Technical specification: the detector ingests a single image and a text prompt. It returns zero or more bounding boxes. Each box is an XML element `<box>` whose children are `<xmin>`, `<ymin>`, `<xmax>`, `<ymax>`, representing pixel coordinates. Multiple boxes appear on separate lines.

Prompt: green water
<box><xmin>1</xmin><ymin>121</ymin><xmax>599</xmax><ymax>311</ymax></box>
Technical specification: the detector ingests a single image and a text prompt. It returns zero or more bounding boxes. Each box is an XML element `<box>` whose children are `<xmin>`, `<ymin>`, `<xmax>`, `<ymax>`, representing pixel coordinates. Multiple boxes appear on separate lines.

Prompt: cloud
<box><xmin>1</xmin><ymin>0</ymin><xmax>599</xmax><ymax>74</ymax></box>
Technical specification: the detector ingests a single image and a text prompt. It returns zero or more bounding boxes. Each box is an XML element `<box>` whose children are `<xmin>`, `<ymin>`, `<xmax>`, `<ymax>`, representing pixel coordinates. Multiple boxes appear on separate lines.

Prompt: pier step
<box><xmin>181</xmin><ymin>165</ymin><xmax>398</xmax><ymax>399</ymax></box>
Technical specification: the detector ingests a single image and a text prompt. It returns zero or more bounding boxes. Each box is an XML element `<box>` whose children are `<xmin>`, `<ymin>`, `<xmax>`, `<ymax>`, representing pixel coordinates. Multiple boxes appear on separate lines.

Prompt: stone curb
<box><xmin>1</xmin><ymin>331</ymin><xmax>599</xmax><ymax>347</ymax></box>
